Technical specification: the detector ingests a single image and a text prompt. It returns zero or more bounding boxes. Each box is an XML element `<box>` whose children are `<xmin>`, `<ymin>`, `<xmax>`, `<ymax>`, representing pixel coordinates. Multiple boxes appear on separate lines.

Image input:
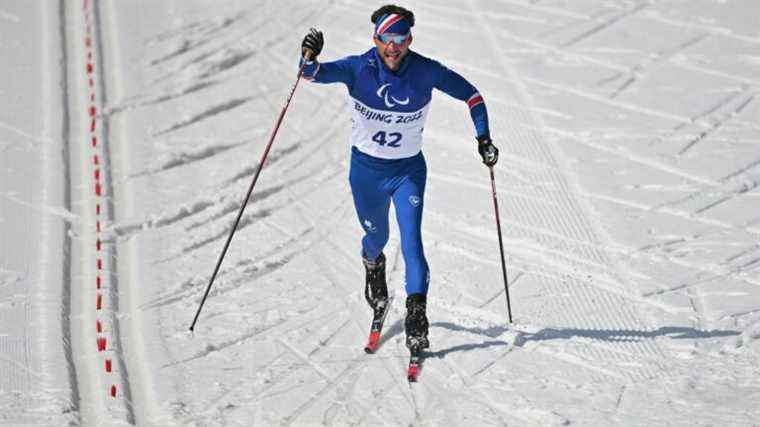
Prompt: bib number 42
<box><xmin>372</xmin><ymin>131</ymin><xmax>402</xmax><ymax>147</ymax></box>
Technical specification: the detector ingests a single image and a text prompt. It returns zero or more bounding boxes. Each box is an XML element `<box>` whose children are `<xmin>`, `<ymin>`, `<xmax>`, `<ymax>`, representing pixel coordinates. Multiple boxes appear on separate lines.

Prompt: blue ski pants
<box><xmin>349</xmin><ymin>147</ymin><xmax>429</xmax><ymax>296</ymax></box>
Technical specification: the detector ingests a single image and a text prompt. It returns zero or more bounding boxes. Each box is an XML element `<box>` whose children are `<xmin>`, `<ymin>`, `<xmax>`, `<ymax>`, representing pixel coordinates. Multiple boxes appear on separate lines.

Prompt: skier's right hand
<box><xmin>301</xmin><ymin>28</ymin><xmax>323</xmax><ymax>61</ymax></box>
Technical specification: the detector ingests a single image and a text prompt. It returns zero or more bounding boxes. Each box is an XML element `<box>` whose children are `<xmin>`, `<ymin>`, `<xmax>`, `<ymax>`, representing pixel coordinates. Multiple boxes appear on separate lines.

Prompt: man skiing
<box><xmin>299</xmin><ymin>5</ymin><xmax>497</xmax><ymax>372</ymax></box>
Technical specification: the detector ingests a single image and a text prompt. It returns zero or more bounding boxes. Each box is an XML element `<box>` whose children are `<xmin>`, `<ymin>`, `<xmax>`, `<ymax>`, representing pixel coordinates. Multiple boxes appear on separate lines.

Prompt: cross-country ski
<box><xmin>407</xmin><ymin>348</ymin><xmax>424</xmax><ymax>383</ymax></box>
<box><xmin>364</xmin><ymin>295</ymin><xmax>393</xmax><ymax>354</ymax></box>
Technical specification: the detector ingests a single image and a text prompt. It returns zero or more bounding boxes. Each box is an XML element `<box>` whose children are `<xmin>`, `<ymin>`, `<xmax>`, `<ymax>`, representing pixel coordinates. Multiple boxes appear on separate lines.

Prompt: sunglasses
<box><xmin>375</xmin><ymin>32</ymin><xmax>410</xmax><ymax>45</ymax></box>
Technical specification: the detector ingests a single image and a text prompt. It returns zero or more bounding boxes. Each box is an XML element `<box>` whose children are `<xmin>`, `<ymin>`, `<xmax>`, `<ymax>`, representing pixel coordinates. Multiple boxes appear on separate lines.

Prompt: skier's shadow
<box><xmin>376</xmin><ymin>318</ymin><xmax>405</xmax><ymax>349</ymax></box>
<box><xmin>424</xmin><ymin>322</ymin><xmax>511</xmax><ymax>358</ymax></box>
<box><xmin>426</xmin><ymin>322</ymin><xmax>741</xmax><ymax>359</ymax></box>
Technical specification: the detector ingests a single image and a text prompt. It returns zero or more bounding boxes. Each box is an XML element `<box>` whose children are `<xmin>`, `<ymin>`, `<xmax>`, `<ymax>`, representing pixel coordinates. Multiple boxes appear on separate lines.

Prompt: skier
<box><xmin>299</xmin><ymin>5</ymin><xmax>498</xmax><ymax>358</ymax></box>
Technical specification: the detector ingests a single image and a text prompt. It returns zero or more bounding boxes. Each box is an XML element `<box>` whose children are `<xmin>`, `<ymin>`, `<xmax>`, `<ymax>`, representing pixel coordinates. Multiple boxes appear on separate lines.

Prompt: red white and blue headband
<box><xmin>375</xmin><ymin>13</ymin><xmax>411</xmax><ymax>35</ymax></box>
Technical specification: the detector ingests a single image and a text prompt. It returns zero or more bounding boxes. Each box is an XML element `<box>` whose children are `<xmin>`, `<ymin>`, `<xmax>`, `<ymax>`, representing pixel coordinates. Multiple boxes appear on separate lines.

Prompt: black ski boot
<box><xmin>363</xmin><ymin>252</ymin><xmax>391</xmax><ymax>353</ymax></box>
<box><xmin>405</xmin><ymin>294</ymin><xmax>429</xmax><ymax>350</ymax></box>
<box><xmin>363</xmin><ymin>252</ymin><xmax>388</xmax><ymax>312</ymax></box>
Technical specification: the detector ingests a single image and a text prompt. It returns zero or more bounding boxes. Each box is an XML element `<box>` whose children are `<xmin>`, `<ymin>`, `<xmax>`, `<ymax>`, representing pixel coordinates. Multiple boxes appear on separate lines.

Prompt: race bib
<box><xmin>349</xmin><ymin>97</ymin><xmax>431</xmax><ymax>159</ymax></box>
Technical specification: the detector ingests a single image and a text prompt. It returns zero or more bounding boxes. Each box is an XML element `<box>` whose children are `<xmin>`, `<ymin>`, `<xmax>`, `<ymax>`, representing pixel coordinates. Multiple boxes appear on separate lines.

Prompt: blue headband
<box><xmin>375</xmin><ymin>13</ymin><xmax>410</xmax><ymax>35</ymax></box>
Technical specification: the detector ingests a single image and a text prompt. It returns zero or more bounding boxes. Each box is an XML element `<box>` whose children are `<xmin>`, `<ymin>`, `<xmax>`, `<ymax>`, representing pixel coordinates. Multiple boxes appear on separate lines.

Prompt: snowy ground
<box><xmin>2</xmin><ymin>0</ymin><xmax>760</xmax><ymax>425</ymax></box>
<box><xmin>1</xmin><ymin>1</ymin><xmax>75</xmax><ymax>425</ymax></box>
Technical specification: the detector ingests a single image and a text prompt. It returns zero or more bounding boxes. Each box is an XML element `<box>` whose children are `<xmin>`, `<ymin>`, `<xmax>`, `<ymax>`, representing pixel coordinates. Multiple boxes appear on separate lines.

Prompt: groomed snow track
<box><xmin>62</xmin><ymin>0</ymin><xmax>133</xmax><ymax>424</ymax></box>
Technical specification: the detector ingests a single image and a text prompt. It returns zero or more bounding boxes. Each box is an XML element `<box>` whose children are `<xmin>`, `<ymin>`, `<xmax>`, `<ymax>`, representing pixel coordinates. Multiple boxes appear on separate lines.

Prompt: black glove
<box><xmin>301</xmin><ymin>28</ymin><xmax>323</xmax><ymax>61</ymax></box>
<box><xmin>477</xmin><ymin>135</ymin><xmax>498</xmax><ymax>166</ymax></box>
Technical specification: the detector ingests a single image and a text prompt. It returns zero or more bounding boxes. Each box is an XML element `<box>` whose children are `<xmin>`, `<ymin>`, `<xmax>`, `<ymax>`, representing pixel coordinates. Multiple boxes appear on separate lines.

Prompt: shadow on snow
<box><xmin>425</xmin><ymin>322</ymin><xmax>740</xmax><ymax>359</ymax></box>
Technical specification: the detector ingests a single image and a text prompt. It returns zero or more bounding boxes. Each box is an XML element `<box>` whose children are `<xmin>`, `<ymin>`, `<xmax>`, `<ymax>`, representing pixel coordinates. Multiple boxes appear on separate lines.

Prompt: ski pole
<box><xmin>488</xmin><ymin>165</ymin><xmax>513</xmax><ymax>323</ymax></box>
<box><xmin>189</xmin><ymin>52</ymin><xmax>313</xmax><ymax>332</ymax></box>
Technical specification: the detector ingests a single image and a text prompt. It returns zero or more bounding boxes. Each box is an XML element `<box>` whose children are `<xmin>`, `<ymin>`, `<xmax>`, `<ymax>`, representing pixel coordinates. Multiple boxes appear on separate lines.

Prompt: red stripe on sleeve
<box><xmin>467</xmin><ymin>95</ymin><xmax>484</xmax><ymax>108</ymax></box>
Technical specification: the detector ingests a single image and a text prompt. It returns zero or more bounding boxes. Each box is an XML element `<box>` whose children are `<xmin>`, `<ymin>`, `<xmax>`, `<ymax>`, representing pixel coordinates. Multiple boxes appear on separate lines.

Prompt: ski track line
<box><xmin>66</xmin><ymin>0</ymin><xmax>132</xmax><ymax>424</ymax></box>
<box><xmin>288</xmin><ymin>336</ymin><xmax>388</xmax><ymax>424</ymax></box>
<box><xmin>164</xmin><ymin>305</ymin><xmax>330</xmax><ymax>369</ymax></box>
<box><xmin>426</xmin><ymin>216</ymin><xmax>628</xmax><ymax>282</ymax></box>
<box><xmin>492</xmin><ymin>2</ymin><xmax>760</xmax><ymax>88</ymax></box>
<box><xmin>91</xmin><ymin>0</ymin><xmax>138</xmax><ymax>416</ymax></box>
<box><xmin>143</xmin><ymin>6</ymin><xmax>291</xmax><ymax>88</ymax></box>
<box><xmin>607</xmin><ymin>34</ymin><xmax>709</xmax><ymax>99</ymax></box>
<box><xmin>581</xmin><ymin>189</ymin><xmax>760</xmax><ymax>239</ymax></box>
<box><xmin>151</xmin><ymin>174</ymin><xmax>344</xmax><ymax>291</ymax></box>
<box><xmin>48</xmin><ymin>0</ymin><xmax>83</xmax><ymax>423</ymax></box>
<box><xmin>426</xmin><ymin>217</ymin><xmax>671</xmax><ymax>318</ymax></box>
<box><xmin>226</xmin><ymin>336</ymin><xmax>383</xmax><ymax>425</ymax></box>
<box><xmin>494</xmin><ymin>0</ymin><xmax>592</xmax><ymax>20</ymax></box>
<box><xmin>429</xmin><ymin>329</ymin><xmax>566</xmax><ymax>425</ymax></box>
<box><xmin>678</xmin><ymin>94</ymin><xmax>754</xmax><ymax>155</ymax></box>
<box><xmin>90</xmin><ymin>0</ymin><xmax>135</xmax><ymax>424</ymax></box>
<box><xmin>641</xmin><ymin>10</ymin><xmax>760</xmax><ymax>45</ymax></box>
<box><xmin>0</xmin><ymin>120</ymin><xmax>54</xmax><ymax>148</ymax></box>
<box><xmin>278</xmin><ymin>276</ymin><xmax>378</xmax><ymax>425</ymax></box>
<box><xmin>430</xmin><ymin>202</ymin><xmax>633</xmax><ymax>259</ymax></box>
<box><xmin>658</xmin><ymin>154</ymin><xmax>760</xmax><ymax>220</ymax></box>
<box><xmin>151</xmin><ymin>165</ymin><xmax>338</xmax><ymax>266</ymax></box>
<box><xmin>560</xmin><ymin>1</ymin><xmax>648</xmax><ymax>48</ymax></box>
<box><xmin>535</xmin><ymin>125</ymin><xmax>722</xmax><ymax>188</ymax></box>
<box><xmin>195</xmin><ymin>349</ymin><xmax>290</xmax><ymax>422</ymax></box>
<box><xmin>209</xmin><ymin>317</ymin><xmax>354</xmax><ymax>414</ymax></box>
<box><xmin>470</xmin><ymin>0</ymin><xmax>668</xmax><ymax>383</ymax></box>
<box><xmin>320</xmin><ymin>360</ymin><xmax>374</xmax><ymax>426</ymax></box>
<box><xmin>165</xmin><ymin>311</ymin><xmax>357</xmax><ymax>422</ymax></box>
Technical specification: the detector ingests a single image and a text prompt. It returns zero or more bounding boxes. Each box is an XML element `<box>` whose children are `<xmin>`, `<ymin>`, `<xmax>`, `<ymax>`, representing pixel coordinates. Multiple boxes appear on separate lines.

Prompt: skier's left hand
<box><xmin>477</xmin><ymin>135</ymin><xmax>498</xmax><ymax>167</ymax></box>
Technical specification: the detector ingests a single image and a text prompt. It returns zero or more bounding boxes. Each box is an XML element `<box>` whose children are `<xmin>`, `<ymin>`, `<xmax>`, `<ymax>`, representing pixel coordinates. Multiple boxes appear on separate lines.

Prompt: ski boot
<box><xmin>363</xmin><ymin>252</ymin><xmax>390</xmax><ymax>353</ymax></box>
<box><xmin>363</xmin><ymin>252</ymin><xmax>388</xmax><ymax>311</ymax></box>
<box><xmin>405</xmin><ymin>293</ymin><xmax>429</xmax><ymax>351</ymax></box>
<box><xmin>405</xmin><ymin>293</ymin><xmax>429</xmax><ymax>382</ymax></box>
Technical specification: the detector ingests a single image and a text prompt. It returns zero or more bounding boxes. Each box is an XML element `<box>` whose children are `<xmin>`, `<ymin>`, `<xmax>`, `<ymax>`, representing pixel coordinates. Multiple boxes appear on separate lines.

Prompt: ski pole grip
<box><xmin>303</xmin><ymin>48</ymin><xmax>315</xmax><ymax>62</ymax></box>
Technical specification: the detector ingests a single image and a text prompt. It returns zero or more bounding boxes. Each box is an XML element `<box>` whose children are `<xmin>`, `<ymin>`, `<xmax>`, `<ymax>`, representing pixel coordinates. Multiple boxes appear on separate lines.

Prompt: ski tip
<box><xmin>407</xmin><ymin>347</ymin><xmax>423</xmax><ymax>382</ymax></box>
<box><xmin>407</xmin><ymin>365</ymin><xmax>420</xmax><ymax>382</ymax></box>
<box><xmin>364</xmin><ymin>331</ymin><xmax>381</xmax><ymax>354</ymax></box>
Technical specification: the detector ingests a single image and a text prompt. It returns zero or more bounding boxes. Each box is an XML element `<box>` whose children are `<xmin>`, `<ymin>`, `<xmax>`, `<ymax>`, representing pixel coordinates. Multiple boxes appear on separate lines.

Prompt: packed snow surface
<box><xmin>1</xmin><ymin>0</ymin><xmax>759</xmax><ymax>425</ymax></box>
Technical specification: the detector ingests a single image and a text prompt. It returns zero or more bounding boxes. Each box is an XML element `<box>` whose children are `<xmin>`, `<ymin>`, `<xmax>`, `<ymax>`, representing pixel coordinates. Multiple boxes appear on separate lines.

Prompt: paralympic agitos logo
<box><xmin>376</xmin><ymin>83</ymin><xmax>410</xmax><ymax>108</ymax></box>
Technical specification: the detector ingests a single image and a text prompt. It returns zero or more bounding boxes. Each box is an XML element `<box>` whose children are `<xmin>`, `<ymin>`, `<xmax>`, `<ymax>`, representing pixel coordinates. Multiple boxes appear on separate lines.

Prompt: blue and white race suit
<box><xmin>302</xmin><ymin>48</ymin><xmax>490</xmax><ymax>296</ymax></box>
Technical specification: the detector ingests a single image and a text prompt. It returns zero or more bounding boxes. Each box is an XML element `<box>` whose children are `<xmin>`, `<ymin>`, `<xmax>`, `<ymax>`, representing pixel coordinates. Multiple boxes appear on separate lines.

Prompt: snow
<box><xmin>1</xmin><ymin>0</ymin><xmax>759</xmax><ymax>425</ymax></box>
<box><xmin>1</xmin><ymin>1</ymin><xmax>77</xmax><ymax>425</ymax></box>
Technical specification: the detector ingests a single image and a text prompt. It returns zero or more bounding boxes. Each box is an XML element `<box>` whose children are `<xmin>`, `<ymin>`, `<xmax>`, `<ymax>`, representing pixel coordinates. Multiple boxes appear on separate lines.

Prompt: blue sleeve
<box><xmin>432</xmin><ymin>61</ymin><xmax>490</xmax><ymax>139</ymax></box>
<box><xmin>300</xmin><ymin>55</ymin><xmax>356</xmax><ymax>88</ymax></box>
